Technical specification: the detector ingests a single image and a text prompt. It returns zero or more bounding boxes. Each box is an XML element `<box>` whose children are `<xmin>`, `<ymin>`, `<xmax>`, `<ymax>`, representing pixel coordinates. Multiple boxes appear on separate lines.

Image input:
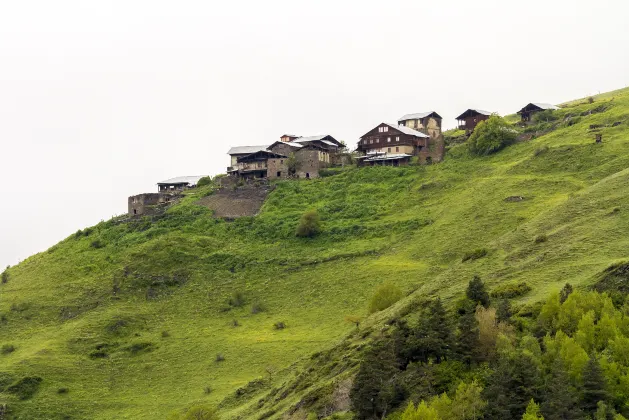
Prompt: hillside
<box><xmin>2</xmin><ymin>87</ymin><xmax>629</xmax><ymax>419</ymax></box>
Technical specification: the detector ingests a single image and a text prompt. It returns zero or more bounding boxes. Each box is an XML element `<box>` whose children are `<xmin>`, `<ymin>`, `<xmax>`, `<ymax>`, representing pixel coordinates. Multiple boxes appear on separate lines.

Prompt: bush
<box><xmin>231</xmin><ymin>319</ymin><xmax>240</xmax><ymax>327</ymax></box>
<box><xmin>251</xmin><ymin>301</ymin><xmax>266</xmax><ymax>314</ymax></box>
<box><xmin>468</xmin><ymin>115</ymin><xmax>517</xmax><ymax>156</ymax></box>
<box><xmin>197</xmin><ymin>176</ymin><xmax>212</xmax><ymax>187</ymax></box>
<box><xmin>368</xmin><ymin>283</ymin><xmax>403</xmax><ymax>314</ymax></box>
<box><xmin>7</xmin><ymin>376</ymin><xmax>43</xmax><ymax>400</ymax></box>
<box><xmin>161</xmin><ymin>331</ymin><xmax>170</xmax><ymax>338</ymax></box>
<box><xmin>296</xmin><ymin>210</ymin><xmax>321</xmax><ymax>238</ymax></box>
<box><xmin>215</xmin><ymin>353</ymin><xmax>225</xmax><ymax>362</ymax></box>
<box><xmin>534</xmin><ymin>234</ymin><xmax>547</xmax><ymax>244</ymax></box>
<box><xmin>273</xmin><ymin>321</ymin><xmax>286</xmax><ymax>330</ymax></box>
<box><xmin>57</xmin><ymin>387</ymin><xmax>69</xmax><ymax>394</ymax></box>
<box><xmin>204</xmin><ymin>386</ymin><xmax>212</xmax><ymax>394</ymax></box>
<box><xmin>228</xmin><ymin>291</ymin><xmax>246</xmax><ymax>307</ymax></box>
<box><xmin>124</xmin><ymin>342</ymin><xmax>155</xmax><ymax>355</ymax></box>
<box><xmin>462</xmin><ymin>248</ymin><xmax>488</xmax><ymax>262</ymax></box>
<box><xmin>1</xmin><ymin>344</ymin><xmax>15</xmax><ymax>355</ymax></box>
<box><xmin>90</xmin><ymin>239</ymin><xmax>105</xmax><ymax>249</ymax></box>
<box><xmin>490</xmin><ymin>281</ymin><xmax>532</xmax><ymax>299</ymax></box>
<box><xmin>1</xmin><ymin>268</ymin><xmax>8</xmax><ymax>284</ymax></box>
<box><xmin>533</xmin><ymin>146</ymin><xmax>548</xmax><ymax>157</ymax></box>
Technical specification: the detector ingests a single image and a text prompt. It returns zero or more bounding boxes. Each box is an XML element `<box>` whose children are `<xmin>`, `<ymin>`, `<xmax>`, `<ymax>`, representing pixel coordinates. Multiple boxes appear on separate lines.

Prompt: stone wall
<box><xmin>267</xmin><ymin>158</ymin><xmax>289</xmax><ymax>180</ymax></box>
<box><xmin>295</xmin><ymin>149</ymin><xmax>324</xmax><ymax>178</ymax></box>
<box><xmin>197</xmin><ymin>184</ymin><xmax>273</xmax><ymax>218</ymax></box>
<box><xmin>128</xmin><ymin>193</ymin><xmax>173</xmax><ymax>217</ymax></box>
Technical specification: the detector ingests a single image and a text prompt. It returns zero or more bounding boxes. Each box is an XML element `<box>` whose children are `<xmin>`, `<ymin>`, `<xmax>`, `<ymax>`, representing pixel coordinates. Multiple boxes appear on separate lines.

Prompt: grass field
<box><xmin>1</xmin><ymin>87</ymin><xmax>629</xmax><ymax>419</ymax></box>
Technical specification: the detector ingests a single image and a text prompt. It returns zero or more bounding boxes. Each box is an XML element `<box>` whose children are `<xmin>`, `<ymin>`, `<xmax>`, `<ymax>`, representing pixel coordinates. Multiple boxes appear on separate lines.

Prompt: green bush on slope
<box><xmin>468</xmin><ymin>115</ymin><xmax>517</xmax><ymax>156</ymax></box>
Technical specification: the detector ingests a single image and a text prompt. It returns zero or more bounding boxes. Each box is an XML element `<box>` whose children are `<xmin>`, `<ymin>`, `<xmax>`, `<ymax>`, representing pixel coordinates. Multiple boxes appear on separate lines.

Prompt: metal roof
<box><xmin>291</xmin><ymin>134</ymin><xmax>342</xmax><ymax>146</ymax></box>
<box><xmin>455</xmin><ymin>109</ymin><xmax>493</xmax><ymax>120</ymax></box>
<box><xmin>157</xmin><ymin>175</ymin><xmax>208</xmax><ymax>186</ymax></box>
<box><xmin>227</xmin><ymin>145</ymin><xmax>270</xmax><ymax>155</ymax></box>
<box><xmin>531</xmin><ymin>103</ymin><xmax>559</xmax><ymax>110</ymax></box>
<box><xmin>364</xmin><ymin>153</ymin><xmax>412</xmax><ymax>162</ymax></box>
<box><xmin>386</xmin><ymin>123</ymin><xmax>430</xmax><ymax>138</ymax></box>
<box><xmin>268</xmin><ymin>141</ymin><xmax>303</xmax><ymax>149</ymax></box>
<box><xmin>398</xmin><ymin>111</ymin><xmax>442</xmax><ymax>121</ymax></box>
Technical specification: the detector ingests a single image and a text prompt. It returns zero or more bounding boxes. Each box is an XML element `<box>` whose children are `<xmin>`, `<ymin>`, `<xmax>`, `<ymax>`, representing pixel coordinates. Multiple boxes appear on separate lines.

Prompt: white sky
<box><xmin>1</xmin><ymin>0</ymin><xmax>628</xmax><ymax>268</ymax></box>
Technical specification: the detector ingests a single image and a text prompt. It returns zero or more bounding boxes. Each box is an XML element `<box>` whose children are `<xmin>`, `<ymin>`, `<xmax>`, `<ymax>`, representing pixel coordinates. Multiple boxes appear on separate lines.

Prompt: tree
<box><xmin>286</xmin><ymin>153</ymin><xmax>299</xmax><ymax>175</ymax></box>
<box><xmin>196</xmin><ymin>176</ymin><xmax>212</xmax><ymax>187</ymax></box>
<box><xmin>350</xmin><ymin>341</ymin><xmax>403</xmax><ymax>419</ymax></box>
<box><xmin>540</xmin><ymin>359</ymin><xmax>583</xmax><ymax>420</ymax></box>
<box><xmin>450</xmin><ymin>381</ymin><xmax>486</xmax><ymax>420</ymax></box>
<box><xmin>406</xmin><ymin>298</ymin><xmax>454</xmax><ymax>364</ymax></box>
<box><xmin>401</xmin><ymin>401</ymin><xmax>440</xmax><ymax>420</ymax></box>
<box><xmin>560</xmin><ymin>283</ymin><xmax>574</xmax><ymax>304</ymax></box>
<box><xmin>456</xmin><ymin>308</ymin><xmax>480</xmax><ymax>366</ymax></box>
<box><xmin>582</xmin><ymin>356</ymin><xmax>609</xmax><ymax>416</ymax></box>
<box><xmin>497</xmin><ymin>299</ymin><xmax>512</xmax><ymax>323</ymax></box>
<box><xmin>295</xmin><ymin>210</ymin><xmax>321</xmax><ymax>238</ymax></box>
<box><xmin>368</xmin><ymin>283</ymin><xmax>403</xmax><ymax>314</ymax></box>
<box><xmin>522</xmin><ymin>400</ymin><xmax>544</xmax><ymax>420</ymax></box>
<box><xmin>466</xmin><ymin>276</ymin><xmax>490</xmax><ymax>308</ymax></box>
<box><xmin>468</xmin><ymin>115</ymin><xmax>517</xmax><ymax>156</ymax></box>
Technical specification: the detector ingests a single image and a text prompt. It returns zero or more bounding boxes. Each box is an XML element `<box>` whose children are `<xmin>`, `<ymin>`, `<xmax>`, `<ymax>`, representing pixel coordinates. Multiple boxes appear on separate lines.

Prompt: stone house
<box><xmin>128</xmin><ymin>193</ymin><xmax>171</xmax><ymax>216</ymax></box>
<box><xmin>455</xmin><ymin>109</ymin><xmax>492</xmax><ymax>133</ymax></box>
<box><xmin>356</xmin><ymin>121</ymin><xmax>443</xmax><ymax>166</ymax></box>
<box><xmin>517</xmin><ymin>103</ymin><xmax>559</xmax><ymax>122</ymax></box>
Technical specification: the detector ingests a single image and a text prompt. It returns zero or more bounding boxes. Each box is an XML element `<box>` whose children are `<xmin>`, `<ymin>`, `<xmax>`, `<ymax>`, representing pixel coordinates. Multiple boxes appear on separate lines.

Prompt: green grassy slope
<box><xmin>2</xmin><ymin>87</ymin><xmax>629</xmax><ymax>419</ymax></box>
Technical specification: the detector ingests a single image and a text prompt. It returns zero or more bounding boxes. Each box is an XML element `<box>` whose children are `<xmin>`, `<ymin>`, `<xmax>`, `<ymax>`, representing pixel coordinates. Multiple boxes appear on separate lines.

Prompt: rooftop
<box><xmin>157</xmin><ymin>175</ymin><xmax>208</xmax><ymax>186</ymax></box>
<box><xmin>398</xmin><ymin>111</ymin><xmax>442</xmax><ymax>121</ymax></box>
<box><xmin>455</xmin><ymin>109</ymin><xmax>493</xmax><ymax>120</ymax></box>
<box><xmin>227</xmin><ymin>145</ymin><xmax>270</xmax><ymax>155</ymax></box>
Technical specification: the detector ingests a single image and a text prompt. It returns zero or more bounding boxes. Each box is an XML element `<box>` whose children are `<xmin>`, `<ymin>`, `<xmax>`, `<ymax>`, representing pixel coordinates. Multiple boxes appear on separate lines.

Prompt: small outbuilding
<box><xmin>517</xmin><ymin>103</ymin><xmax>559</xmax><ymax>122</ymax></box>
<box><xmin>157</xmin><ymin>175</ymin><xmax>208</xmax><ymax>192</ymax></box>
<box><xmin>455</xmin><ymin>109</ymin><xmax>492</xmax><ymax>133</ymax></box>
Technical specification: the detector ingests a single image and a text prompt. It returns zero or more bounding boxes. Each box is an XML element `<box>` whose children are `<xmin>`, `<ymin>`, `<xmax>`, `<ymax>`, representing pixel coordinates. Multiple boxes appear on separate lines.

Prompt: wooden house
<box><xmin>356</xmin><ymin>123</ymin><xmax>431</xmax><ymax>166</ymax></box>
<box><xmin>517</xmin><ymin>103</ymin><xmax>559</xmax><ymax>122</ymax></box>
<box><xmin>227</xmin><ymin>145</ymin><xmax>270</xmax><ymax>172</ymax></box>
<box><xmin>455</xmin><ymin>109</ymin><xmax>492</xmax><ymax>133</ymax></box>
<box><xmin>236</xmin><ymin>150</ymin><xmax>287</xmax><ymax>180</ymax></box>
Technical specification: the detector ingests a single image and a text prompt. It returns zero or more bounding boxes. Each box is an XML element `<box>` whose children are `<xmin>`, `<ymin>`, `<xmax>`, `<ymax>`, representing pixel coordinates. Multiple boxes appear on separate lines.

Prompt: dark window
<box><xmin>277</xmin><ymin>171</ymin><xmax>281</xmax><ymax>177</ymax></box>
<box><xmin>306</xmin><ymin>173</ymin><xmax>310</xmax><ymax>179</ymax></box>
<box><xmin>387</xmin><ymin>147</ymin><xmax>391</xmax><ymax>152</ymax></box>
<box><xmin>133</xmin><ymin>209</ymin><xmax>137</xmax><ymax>215</ymax></box>
<box><xmin>396</xmin><ymin>147</ymin><xmax>399</xmax><ymax>152</ymax></box>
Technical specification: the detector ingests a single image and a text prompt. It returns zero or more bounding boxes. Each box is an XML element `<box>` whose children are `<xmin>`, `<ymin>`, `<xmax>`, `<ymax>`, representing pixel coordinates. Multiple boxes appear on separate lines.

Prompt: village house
<box><xmin>517</xmin><ymin>103</ymin><xmax>559</xmax><ymax>122</ymax></box>
<box><xmin>228</xmin><ymin>134</ymin><xmax>342</xmax><ymax>180</ymax></box>
<box><xmin>128</xmin><ymin>193</ymin><xmax>171</xmax><ymax>216</ymax></box>
<box><xmin>455</xmin><ymin>109</ymin><xmax>492</xmax><ymax>133</ymax></box>
<box><xmin>356</xmin><ymin>112</ymin><xmax>445</xmax><ymax>166</ymax></box>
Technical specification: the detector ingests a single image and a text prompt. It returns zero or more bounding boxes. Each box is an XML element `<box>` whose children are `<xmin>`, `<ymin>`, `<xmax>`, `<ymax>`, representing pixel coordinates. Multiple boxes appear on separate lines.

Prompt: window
<box><xmin>387</xmin><ymin>147</ymin><xmax>391</xmax><ymax>153</ymax></box>
<box><xmin>387</xmin><ymin>137</ymin><xmax>391</xmax><ymax>143</ymax></box>
<box><xmin>306</xmin><ymin>173</ymin><xmax>310</xmax><ymax>179</ymax></box>
<box><xmin>396</xmin><ymin>136</ymin><xmax>400</xmax><ymax>142</ymax></box>
<box><xmin>378</xmin><ymin>127</ymin><xmax>383</xmax><ymax>133</ymax></box>
<box><xmin>370</xmin><ymin>139</ymin><xmax>373</xmax><ymax>144</ymax></box>
<box><xmin>277</xmin><ymin>171</ymin><xmax>281</xmax><ymax>177</ymax></box>
<box><xmin>133</xmin><ymin>209</ymin><xmax>137</xmax><ymax>215</ymax></box>
<box><xmin>376</xmin><ymin>138</ymin><xmax>379</xmax><ymax>143</ymax></box>
<box><xmin>280</xmin><ymin>160</ymin><xmax>283</xmax><ymax>163</ymax></box>
<box><xmin>396</xmin><ymin>147</ymin><xmax>399</xmax><ymax>152</ymax></box>
<box><xmin>383</xmin><ymin>126</ymin><xmax>388</xmax><ymax>132</ymax></box>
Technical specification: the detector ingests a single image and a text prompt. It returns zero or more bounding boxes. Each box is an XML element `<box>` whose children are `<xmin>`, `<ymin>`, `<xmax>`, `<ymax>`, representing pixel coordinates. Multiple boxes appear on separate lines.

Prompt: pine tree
<box><xmin>484</xmin><ymin>352</ymin><xmax>542</xmax><ymax>419</ymax></box>
<box><xmin>466</xmin><ymin>275</ymin><xmax>490</xmax><ymax>308</ymax></box>
<box><xmin>407</xmin><ymin>298</ymin><xmax>454</xmax><ymax>364</ymax></box>
<box><xmin>582</xmin><ymin>356</ymin><xmax>609</xmax><ymax>416</ymax></box>
<box><xmin>540</xmin><ymin>359</ymin><xmax>583</xmax><ymax>420</ymax></box>
<box><xmin>456</xmin><ymin>308</ymin><xmax>480</xmax><ymax>366</ymax></box>
<box><xmin>350</xmin><ymin>340</ymin><xmax>402</xmax><ymax>419</ymax></box>
<box><xmin>522</xmin><ymin>399</ymin><xmax>544</xmax><ymax>420</ymax></box>
<box><xmin>497</xmin><ymin>299</ymin><xmax>512</xmax><ymax>323</ymax></box>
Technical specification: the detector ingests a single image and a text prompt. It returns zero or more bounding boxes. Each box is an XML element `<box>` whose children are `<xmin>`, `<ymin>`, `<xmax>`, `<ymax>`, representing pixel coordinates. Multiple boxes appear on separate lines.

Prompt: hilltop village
<box><xmin>127</xmin><ymin>102</ymin><xmax>559</xmax><ymax>217</ymax></box>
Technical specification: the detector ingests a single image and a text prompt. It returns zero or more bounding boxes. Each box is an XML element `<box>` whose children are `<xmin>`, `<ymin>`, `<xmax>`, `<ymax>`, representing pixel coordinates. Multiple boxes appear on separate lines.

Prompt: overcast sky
<box><xmin>1</xmin><ymin>0</ymin><xmax>628</xmax><ymax>269</ymax></box>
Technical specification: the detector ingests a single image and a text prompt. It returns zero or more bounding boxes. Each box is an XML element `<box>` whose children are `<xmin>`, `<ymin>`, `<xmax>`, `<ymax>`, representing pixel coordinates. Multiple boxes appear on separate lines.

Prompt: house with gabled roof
<box><xmin>517</xmin><ymin>103</ymin><xmax>559</xmax><ymax>122</ymax></box>
<box><xmin>227</xmin><ymin>145</ymin><xmax>270</xmax><ymax>172</ymax></box>
<box><xmin>397</xmin><ymin>111</ymin><xmax>443</xmax><ymax>140</ymax></box>
<box><xmin>456</xmin><ymin>109</ymin><xmax>492</xmax><ymax>133</ymax></box>
<box><xmin>356</xmin><ymin>122</ymin><xmax>441</xmax><ymax>166</ymax></box>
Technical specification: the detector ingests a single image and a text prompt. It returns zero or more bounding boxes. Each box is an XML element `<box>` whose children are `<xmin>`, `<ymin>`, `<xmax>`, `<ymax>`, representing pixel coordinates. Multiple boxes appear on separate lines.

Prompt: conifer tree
<box><xmin>497</xmin><ymin>299</ymin><xmax>512</xmax><ymax>323</ymax></box>
<box><xmin>522</xmin><ymin>399</ymin><xmax>544</xmax><ymax>420</ymax></box>
<box><xmin>540</xmin><ymin>359</ymin><xmax>583</xmax><ymax>420</ymax></box>
<box><xmin>456</xmin><ymin>308</ymin><xmax>480</xmax><ymax>366</ymax></box>
<box><xmin>350</xmin><ymin>340</ymin><xmax>403</xmax><ymax>419</ymax></box>
<box><xmin>406</xmin><ymin>298</ymin><xmax>453</xmax><ymax>364</ymax></box>
<box><xmin>582</xmin><ymin>356</ymin><xmax>609</xmax><ymax>416</ymax></box>
<box><xmin>466</xmin><ymin>275</ymin><xmax>490</xmax><ymax>308</ymax></box>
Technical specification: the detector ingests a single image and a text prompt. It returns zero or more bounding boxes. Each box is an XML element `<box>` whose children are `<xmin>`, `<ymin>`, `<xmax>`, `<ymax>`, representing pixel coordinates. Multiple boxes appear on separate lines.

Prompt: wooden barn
<box><xmin>517</xmin><ymin>103</ymin><xmax>559</xmax><ymax>122</ymax></box>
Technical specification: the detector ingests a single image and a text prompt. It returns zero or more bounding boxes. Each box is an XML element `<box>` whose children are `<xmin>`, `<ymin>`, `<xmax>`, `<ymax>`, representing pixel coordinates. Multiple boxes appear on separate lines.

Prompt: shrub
<box><xmin>197</xmin><ymin>176</ymin><xmax>212</xmax><ymax>187</ymax></box>
<box><xmin>462</xmin><ymin>248</ymin><xmax>488</xmax><ymax>262</ymax></box>
<box><xmin>124</xmin><ymin>342</ymin><xmax>155</xmax><ymax>355</ymax></box>
<box><xmin>296</xmin><ymin>210</ymin><xmax>322</xmax><ymax>238</ymax></box>
<box><xmin>534</xmin><ymin>234</ymin><xmax>547</xmax><ymax>244</ymax></box>
<box><xmin>273</xmin><ymin>322</ymin><xmax>286</xmax><ymax>330</ymax></box>
<box><xmin>533</xmin><ymin>146</ymin><xmax>548</xmax><ymax>157</ymax></box>
<box><xmin>204</xmin><ymin>386</ymin><xmax>212</xmax><ymax>394</ymax></box>
<box><xmin>182</xmin><ymin>406</ymin><xmax>219</xmax><ymax>420</ymax></box>
<box><xmin>532</xmin><ymin>110</ymin><xmax>559</xmax><ymax>123</ymax></box>
<box><xmin>1</xmin><ymin>268</ymin><xmax>8</xmax><ymax>284</ymax></box>
<box><xmin>588</xmin><ymin>96</ymin><xmax>595</xmax><ymax>104</ymax></box>
<box><xmin>90</xmin><ymin>239</ymin><xmax>105</xmax><ymax>249</ymax></box>
<box><xmin>231</xmin><ymin>319</ymin><xmax>240</xmax><ymax>327</ymax></box>
<box><xmin>368</xmin><ymin>283</ymin><xmax>403</xmax><ymax>314</ymax></box>
<box><xmin>161</xmin><ymin>331</ymin><xmax>170</xmax><ymax>338</ymax></box>
<box><xmin>7</xmin><ymin>376</ymin><xmax>43</xmax><ymax>400</ymax></box>
<box><xmin>490</xmin><ymin>281</ymin><xmax>532</xmax><ymax>299</ymax></box>
<box><xmin>468</xmin><ymin>115</ymin><xmax>517</xmax><ymax>156</ymax></box>
<box><xmin>1</xmin><ymin>344</ymin><xmax>16</xmax><ymax>355</ymax></box>
<box><xmin>215</xmin><ymin>353</ymin><xmax>225</xmax><ymax>362</ymax></box>
<box><xmin>228</xmin><ymin>291</ymin><xmax>246</xmax><ymax>307</ymax></box>
<box><xmin>57</xmin><ymin>387</ymin><xmax>69</xmax><ymax>394</ymax></box>
<box><xmin>251</xmin><ymin>301</ymin><xmax>266</xmax><ymax>314</ymax></box>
